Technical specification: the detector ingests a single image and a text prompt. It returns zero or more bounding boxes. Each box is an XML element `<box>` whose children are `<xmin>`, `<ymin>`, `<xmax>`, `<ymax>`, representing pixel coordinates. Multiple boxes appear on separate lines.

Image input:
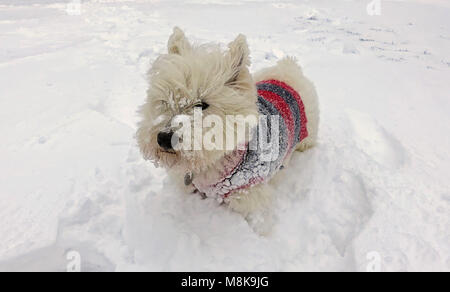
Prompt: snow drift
<box><xmin>0</xmin><ymin>0</ymin><xmax>448</xmax><ymax>271</ymax></box>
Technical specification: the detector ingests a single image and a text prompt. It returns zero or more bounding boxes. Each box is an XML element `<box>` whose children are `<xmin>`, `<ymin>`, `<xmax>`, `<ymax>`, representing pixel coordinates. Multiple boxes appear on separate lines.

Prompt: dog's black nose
<box><xmin>157</xmin><ymin>131</ymin><xmax>176</xmax><ymax>150</ymax></box>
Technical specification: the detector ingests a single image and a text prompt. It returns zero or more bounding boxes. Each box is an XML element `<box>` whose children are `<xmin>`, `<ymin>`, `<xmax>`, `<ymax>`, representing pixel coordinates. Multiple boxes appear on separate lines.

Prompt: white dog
<box><xmin>137</xmin><ymin>27</ymin><xmax>319</xmax><ymax>233</ymax></box>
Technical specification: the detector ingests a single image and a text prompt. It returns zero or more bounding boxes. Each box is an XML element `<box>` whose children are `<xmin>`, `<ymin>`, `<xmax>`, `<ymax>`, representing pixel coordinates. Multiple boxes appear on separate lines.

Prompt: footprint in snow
<box><xmin>346</xmin><ymin>109</ymin><xmax>407</xmax><ymax>169</ymax></box>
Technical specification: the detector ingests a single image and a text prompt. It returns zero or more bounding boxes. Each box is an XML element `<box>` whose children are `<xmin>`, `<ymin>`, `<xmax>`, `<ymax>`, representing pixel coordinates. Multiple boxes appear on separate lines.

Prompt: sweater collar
<box><xmin>191</xmin><ymin>145</ymin><xmax>248</xmax><ymax>198</ymax></box>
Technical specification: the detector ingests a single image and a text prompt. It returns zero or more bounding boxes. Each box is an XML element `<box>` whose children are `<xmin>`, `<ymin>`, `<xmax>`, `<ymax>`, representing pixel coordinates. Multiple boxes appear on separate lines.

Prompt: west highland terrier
<box><xmin>137</xmin><ymin>27</ymin><xmax>319</xmax><ymax>234</ymax></box>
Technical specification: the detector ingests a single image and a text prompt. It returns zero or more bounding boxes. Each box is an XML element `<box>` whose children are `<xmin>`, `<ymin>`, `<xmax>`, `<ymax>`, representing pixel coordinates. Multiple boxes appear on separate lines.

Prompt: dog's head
<box><xmin>137</xmin><ymin>27</ymin><xmax>258</xmax><ymax>173</ymax></box>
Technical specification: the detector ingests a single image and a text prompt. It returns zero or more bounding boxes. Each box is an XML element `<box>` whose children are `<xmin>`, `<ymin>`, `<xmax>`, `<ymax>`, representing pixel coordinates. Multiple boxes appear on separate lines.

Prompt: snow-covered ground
<box><xmin>0</xmin><ymin>0</ymin><xmax>449</xmax><ymax>271</ymax></box>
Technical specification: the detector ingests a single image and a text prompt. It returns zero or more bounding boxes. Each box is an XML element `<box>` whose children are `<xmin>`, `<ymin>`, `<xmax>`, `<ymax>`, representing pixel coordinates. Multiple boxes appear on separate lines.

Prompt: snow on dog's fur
<box><xmin>137</xmin><ymin>27</ymin><xmax>319</xmax><ymax>234</ymax></box>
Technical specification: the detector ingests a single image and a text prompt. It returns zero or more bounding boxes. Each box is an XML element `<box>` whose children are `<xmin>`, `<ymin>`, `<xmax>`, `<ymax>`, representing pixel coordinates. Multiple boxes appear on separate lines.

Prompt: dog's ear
<box><xmin>226</xmin><ymin>34</ymin><xmax>250</xmax><ymax>86</ymax></box>
<box><xmin>167</xmin><ymin>27</ymin><xmax>191</xmax><ymax>55</ymax></box>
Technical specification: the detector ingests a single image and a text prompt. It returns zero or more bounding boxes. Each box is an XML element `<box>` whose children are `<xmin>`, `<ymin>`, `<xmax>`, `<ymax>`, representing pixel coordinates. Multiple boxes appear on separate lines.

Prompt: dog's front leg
<box><xmin>227</xmin><ymin>184</ymin><xmax>275</xmax><ymax>235</ymax></box>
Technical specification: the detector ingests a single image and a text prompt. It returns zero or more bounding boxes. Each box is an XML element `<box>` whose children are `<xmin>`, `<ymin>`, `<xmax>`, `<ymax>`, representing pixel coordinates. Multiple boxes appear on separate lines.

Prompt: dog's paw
<box><xmin>245</xmin><ymin>208</ymin><xmax>275</xmax><ymax>236</ymax></box>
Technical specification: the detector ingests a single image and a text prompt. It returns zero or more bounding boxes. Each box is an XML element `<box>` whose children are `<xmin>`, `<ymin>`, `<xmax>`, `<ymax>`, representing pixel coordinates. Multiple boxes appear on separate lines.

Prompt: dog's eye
<box><xmin>194</xmin><ymin>102</ymin><xmax>209</xmax><ymax>110</ymax></box>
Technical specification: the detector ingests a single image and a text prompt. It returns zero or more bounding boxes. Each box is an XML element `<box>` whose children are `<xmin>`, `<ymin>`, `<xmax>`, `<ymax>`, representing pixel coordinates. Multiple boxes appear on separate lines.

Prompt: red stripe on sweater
<box><xmin>257</xmin><ymin>89</ymin><xmax>295</xmax><ymax>148</ymax></box>
<box><xmin>257</xmin><ymin>79</ymin><xmax>309</xmax><ymax>141</ymax></box>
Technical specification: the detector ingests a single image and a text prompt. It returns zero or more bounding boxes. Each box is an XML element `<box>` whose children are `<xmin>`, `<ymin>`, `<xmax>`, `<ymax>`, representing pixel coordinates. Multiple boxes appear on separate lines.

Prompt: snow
<box><xmin>0</xmin><ymin>0</ymin><xmax>449</xmax><ymax>271</ymax></box>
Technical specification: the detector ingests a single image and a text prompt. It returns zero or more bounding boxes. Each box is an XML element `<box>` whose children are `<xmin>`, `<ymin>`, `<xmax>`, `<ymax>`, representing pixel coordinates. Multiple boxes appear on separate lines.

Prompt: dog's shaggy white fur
<box><xmin>137</xmin><ymin>27</ymin><xmax>319</xmax><ymax>233</ymax></box>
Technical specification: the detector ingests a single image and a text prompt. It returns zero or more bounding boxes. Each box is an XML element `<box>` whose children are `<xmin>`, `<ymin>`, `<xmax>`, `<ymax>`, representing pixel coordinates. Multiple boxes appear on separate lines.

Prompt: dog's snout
<box><xmin>157</xmin><ymin>131</ymin><xmax>177</xmax><ymax>151</ymax></box>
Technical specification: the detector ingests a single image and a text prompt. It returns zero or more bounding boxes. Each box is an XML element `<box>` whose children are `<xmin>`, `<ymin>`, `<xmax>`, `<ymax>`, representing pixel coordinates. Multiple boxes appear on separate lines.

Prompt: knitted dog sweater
<box><xmin>193</xmin><ymin>79</ymin><xmax>308</xmax><ymax>199</ymax></box>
